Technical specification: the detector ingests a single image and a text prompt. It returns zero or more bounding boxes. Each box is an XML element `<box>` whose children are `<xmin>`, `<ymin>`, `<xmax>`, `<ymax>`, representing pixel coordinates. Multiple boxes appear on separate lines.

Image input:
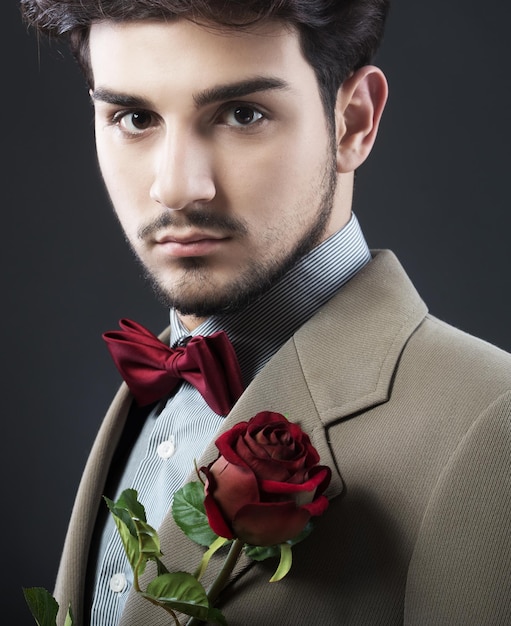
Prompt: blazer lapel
<box><xmin>54</xmin><ymin>382</ymin><xmax>133</xmax><ymax>625</ymax></box>
<box><xmin>294</xmin><ymin>248</ymin><xmax>428</xmax><ymax>426</ymax></box>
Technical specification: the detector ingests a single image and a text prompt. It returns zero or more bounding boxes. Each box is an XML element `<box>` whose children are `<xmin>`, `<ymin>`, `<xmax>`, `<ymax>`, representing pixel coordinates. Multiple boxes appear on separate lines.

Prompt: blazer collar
<box><xmin>295</xmin><ymin>248</ymin><xmax>428</xmax><ymax>423</ymax></box>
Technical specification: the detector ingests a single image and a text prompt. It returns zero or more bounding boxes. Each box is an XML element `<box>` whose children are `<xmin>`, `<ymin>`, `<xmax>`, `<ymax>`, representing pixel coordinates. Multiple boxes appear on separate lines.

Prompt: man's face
<box><xmin>90</xmin><ymin>19</ymin><xmax>349</xmax><ymax>326</ymax></box>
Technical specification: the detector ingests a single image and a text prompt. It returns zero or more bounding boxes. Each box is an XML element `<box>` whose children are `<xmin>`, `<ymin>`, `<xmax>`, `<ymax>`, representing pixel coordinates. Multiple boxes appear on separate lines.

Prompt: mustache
<box><xmin>137</xmin><ymin>208</ymin><xmax>249</xmax><ymax>240</ymax></box>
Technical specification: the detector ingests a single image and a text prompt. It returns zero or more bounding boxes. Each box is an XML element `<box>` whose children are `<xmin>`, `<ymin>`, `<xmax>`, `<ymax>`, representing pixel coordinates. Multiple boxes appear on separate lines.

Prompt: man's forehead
<box><xmin>88</xmin><ymin>18</ymin><xmax>309</xmax><ymax>97</ymax></box>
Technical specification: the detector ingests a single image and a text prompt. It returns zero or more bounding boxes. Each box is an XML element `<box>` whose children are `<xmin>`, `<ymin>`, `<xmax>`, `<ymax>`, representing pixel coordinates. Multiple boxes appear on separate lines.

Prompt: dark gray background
<box><xmin>4</xmin><ymin>0</ymin><xmax>511</xmax><ymax>622</ymax></box>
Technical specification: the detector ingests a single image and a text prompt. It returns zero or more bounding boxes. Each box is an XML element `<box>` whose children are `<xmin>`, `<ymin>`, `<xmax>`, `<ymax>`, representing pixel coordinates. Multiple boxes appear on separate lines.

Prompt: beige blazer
<box><xmin>54</xmin><ymin>250</ymin><xmax>511</xmax><ymax>625</ymax></box>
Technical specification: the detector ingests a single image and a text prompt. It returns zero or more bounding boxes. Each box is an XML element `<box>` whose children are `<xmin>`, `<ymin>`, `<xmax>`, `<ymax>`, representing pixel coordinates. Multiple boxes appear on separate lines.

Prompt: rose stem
<box><xmin>186</xmin><ymin>538</ymin><xmax>244</xmax><ymax>626</ymax></box>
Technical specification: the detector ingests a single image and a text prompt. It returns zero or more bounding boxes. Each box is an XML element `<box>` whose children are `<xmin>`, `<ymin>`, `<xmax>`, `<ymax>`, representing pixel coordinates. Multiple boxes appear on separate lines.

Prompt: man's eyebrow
<box><xmin>90</xmin><ymin>77</ymin><xmax>289</xmax><ymax>109</ymax></box>
<box><xmin>193</xmin><ymin>77</ymin><xmax>290</xmax><ymax>107</ymax></box>
<box><xmin>91</xmin><ymin>88</ymin><xmax>152</xmax><ymax>108</ymax></box>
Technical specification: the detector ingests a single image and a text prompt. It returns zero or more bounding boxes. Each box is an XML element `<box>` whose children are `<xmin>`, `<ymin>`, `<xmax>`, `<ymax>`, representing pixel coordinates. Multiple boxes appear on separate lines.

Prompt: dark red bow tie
<box><xmin>103</xmin><ymin>318</ymin><xmax>245</xmax><ymax>415</ymax></box>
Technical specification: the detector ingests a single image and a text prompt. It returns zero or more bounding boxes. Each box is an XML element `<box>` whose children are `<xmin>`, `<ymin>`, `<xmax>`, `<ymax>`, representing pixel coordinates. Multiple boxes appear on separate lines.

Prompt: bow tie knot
<box><xmin>103</xmin><ymin>318</ymin><xmax>245</xmax><ymax>415</ymax></box>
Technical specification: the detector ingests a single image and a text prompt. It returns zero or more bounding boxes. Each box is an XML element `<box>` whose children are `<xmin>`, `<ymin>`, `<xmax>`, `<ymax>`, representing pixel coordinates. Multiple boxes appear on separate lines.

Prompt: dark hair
<box><xmin>20</xmin><ymin>0</ymin><xmax>390</xmax><ymax>115</ymax></box>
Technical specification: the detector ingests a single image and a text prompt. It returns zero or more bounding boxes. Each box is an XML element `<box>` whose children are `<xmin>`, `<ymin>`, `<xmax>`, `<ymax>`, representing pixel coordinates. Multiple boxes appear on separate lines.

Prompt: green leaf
<box><xmin>194</xmin><ymin>535</ymin><xmax>230</xmax><ymax>580</ymax></box>
<box><xmin>269</xmin><ymin>543</ymin><xmax>293</xmax><ymax>582</ymax></box>
<box><xmin>106</xmin><ymin>489</ymin><xmax>163</xmax><ymax>578</ymax></box>
<box><xmin>155</xmin><ymin>556</ymin><xmax>170</xmax><ymax>576</ymax></box>
<box><xmin>244</xmin><ymin>544</ymin><xmax>280</xmax><ymax>561</ymax></box>
<box><xmin>105</xmin><ymin>489</ymin><xmax>146</xmax><ymax>538</ymax></box>
<box><xmin>144</xmin><ymin>572</ymin><xmax>227</xmax><ymax>625</ymax></box>
<box><xmin>23</xmin><ymin>587</ymin><xmax>58</xmax><ymax>626</ymax></box>
<box><xmin>172</xmin><ymin>482</ymin><xmax>218</xmax><ymax>547</ymax></box>
<box><xmin>110</xmin><ymin>513</ymin><xmax>144</xmax><ymax>575</ymax></box>
<box><xmin>63</xmin><ymin>605</ymin><xmax>74</xmax><ymax>626</ymax></box>
<box><xmin>133</xmin><ymin>517</ymin><xmax>162</xmax><ymax>560</ymax></box>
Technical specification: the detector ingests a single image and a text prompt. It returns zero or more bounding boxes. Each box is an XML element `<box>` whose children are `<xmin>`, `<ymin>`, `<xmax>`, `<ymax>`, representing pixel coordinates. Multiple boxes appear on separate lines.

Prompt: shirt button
<box><xmin>109</xmin><ymin>572</ymin><xmax>127</xmax><ymax>593</ymax></box>
<box><xmin>157</xmin><ymin>437</ymin><xmax>175</xmax><ymax>459</ymax></box>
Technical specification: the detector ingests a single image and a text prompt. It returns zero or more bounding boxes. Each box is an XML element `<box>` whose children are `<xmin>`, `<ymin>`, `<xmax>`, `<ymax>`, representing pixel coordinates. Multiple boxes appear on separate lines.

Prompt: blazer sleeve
<box><xmin>404</xmin><ymin>390</ymin><xmax>511</xmax><ymax>625</ymax></box>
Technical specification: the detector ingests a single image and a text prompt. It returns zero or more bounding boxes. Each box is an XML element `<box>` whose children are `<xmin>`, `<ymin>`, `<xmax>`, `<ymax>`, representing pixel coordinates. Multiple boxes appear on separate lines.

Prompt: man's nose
<box><xmin>149</xmin><ymin>130</ymin><xmax>216</xmax><ymax>210</ymax></box>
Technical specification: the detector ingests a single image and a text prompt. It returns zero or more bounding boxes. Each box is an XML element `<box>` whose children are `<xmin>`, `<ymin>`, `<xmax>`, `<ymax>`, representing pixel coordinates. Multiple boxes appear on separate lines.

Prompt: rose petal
<box><xmin>232</xmin><ymin>501</ymin><xmax>312</xmax><ymax>546</ymax></box>
<box><xmin>215</xmin><ymin>422</ymin><xmax>250</xmax><ymax>465</ymax></box>
<box><xmin>248</xmin><ymin>412</ymin><xmax>288</xmax><ymax>429</ymax></box>
<box><xmin>259</xmin><ymin>466</ymin><xmax>331</xmax><ymax>496</ymax></box>
<box><xmin>202</xmin><ymin>468</ymin><xmax>236</xmax><ymax>539</ymax></box>
<box><xmin>207</xmin><ymin>456</ymin><xmax>260</xmax><ymax>520</ymax></box>
<box><xmin>309</xmin><ymin>465</ymin><xmax>332</xmax><ymax>496</ymax></box>
<box><xmin>302</xmin><ymin>494</ymin><xmax>330</xmax><ymax>517</ymax></box>
<box><xmin>235</xmin><ymin>443</ymin><xmax>304</xmax><ymax>482</ymax></box>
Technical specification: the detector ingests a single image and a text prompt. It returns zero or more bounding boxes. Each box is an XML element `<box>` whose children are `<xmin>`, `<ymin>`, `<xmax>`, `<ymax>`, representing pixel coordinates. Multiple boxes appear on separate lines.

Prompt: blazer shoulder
<box><xmin>418</xmin><ymin>313</ymin><xmax>511</xmax><ymax>380</ymax></box>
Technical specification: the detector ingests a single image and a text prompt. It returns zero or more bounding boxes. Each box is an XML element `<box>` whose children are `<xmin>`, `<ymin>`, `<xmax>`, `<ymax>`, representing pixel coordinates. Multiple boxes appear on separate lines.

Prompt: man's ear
<box><xmin>334</xmin><ymin>65</ymin><xmax>388</xmax><ymax>173</ymax></box>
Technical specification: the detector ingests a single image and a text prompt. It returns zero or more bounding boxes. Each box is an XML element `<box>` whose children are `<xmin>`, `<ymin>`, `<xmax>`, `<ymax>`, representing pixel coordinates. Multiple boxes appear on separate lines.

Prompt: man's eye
<box><xmin>116</xmin><ymin>111</ymin><xmax>153</xmax><ymax>134</ymax></box>
<box><xmin>221</xmin><ymin>105</ymin><xmax>264</xmax><ymax>127</ymax></box>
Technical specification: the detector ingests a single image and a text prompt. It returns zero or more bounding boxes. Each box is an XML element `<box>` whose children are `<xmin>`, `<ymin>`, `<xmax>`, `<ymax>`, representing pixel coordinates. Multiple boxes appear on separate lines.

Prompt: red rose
<box><xmin>201</xmin><ymin>412</ymin><xmax>331</xmax><ymax>546</ymax></box>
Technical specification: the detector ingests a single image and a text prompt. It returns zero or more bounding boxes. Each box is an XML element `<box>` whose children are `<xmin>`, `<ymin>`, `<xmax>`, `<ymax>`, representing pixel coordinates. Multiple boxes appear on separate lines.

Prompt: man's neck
<box><xmin>178</xmin><ymin>313</ymin><xmax>208</xmax><ymax>332</ymax></box>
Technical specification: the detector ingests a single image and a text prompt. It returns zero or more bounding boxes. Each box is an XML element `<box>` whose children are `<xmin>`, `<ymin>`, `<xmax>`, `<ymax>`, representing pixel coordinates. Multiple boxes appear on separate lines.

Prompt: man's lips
<box><xmin>153</xmin><ymin>232</ymin><xmax>229</xmax><ymax>257</ymax></box>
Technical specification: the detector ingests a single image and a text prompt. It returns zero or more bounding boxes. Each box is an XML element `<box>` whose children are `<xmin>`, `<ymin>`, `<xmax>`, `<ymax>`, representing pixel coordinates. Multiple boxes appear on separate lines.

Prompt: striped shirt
<box><xmin>90</xmin><ymin>213</ymin><xmax>370</xmax><ymax>625</ymax></box>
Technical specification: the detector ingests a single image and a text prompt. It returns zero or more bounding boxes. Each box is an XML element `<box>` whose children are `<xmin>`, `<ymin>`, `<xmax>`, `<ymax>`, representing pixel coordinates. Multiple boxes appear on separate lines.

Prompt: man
<box><xmin>20</xmin><ymin>1</ymin><xmax>511</xmax><ymax>625</ymax></box>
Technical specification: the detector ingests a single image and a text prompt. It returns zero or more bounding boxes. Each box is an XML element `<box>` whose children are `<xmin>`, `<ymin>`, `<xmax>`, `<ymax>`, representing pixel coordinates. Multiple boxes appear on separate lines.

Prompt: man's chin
<box><xmin>146</xmin><ymin>279</ymin><xmax>246</xmax><ymax>318</ymax></box>
<box><xmin>146</xmin><ymin>270</ymin><xmax>273</xmax><ymax>319</ymax></box>
<box><xmin>171</xmin><ymin>286</ymin><xmax>262</xmax><ymax>318</ymax></box>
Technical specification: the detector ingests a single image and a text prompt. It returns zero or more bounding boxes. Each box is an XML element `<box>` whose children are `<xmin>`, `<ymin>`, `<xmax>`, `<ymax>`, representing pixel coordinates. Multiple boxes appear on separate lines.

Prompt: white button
<box><xmin>109</xmin><ymin>572</ymin><xmax>127</xmax><ymax>593</ymax></box>
<box><xmin>157</xmin><ymin>437</ymin><xmax>175</xmax><ymax>459</ymax></box>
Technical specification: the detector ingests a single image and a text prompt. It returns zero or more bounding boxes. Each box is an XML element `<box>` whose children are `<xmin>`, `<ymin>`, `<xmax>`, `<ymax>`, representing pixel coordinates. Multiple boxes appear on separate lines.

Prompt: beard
<box><xmin>128</xmin><ymin>152</ymin><xmax>338</xmax><ymax>319</ymax></box>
